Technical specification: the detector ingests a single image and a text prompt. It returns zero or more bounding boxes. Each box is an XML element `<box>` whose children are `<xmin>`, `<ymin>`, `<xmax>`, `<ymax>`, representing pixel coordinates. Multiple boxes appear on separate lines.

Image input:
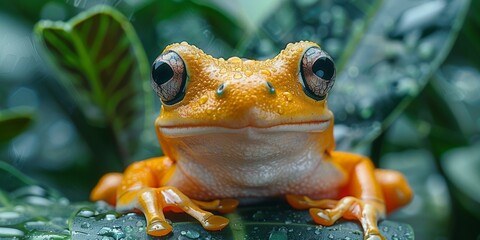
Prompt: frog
<box><xmin>90</xmin><ymin>41</ymin><xmax>413</xmax><ymax>240</ymax></box>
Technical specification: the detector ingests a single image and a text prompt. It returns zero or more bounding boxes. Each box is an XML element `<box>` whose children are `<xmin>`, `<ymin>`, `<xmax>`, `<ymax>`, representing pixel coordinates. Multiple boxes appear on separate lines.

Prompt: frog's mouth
<box><xmin>158</xmin><ymin>120</ymin><xmax>330</xmax><ymax>137</ymax></box>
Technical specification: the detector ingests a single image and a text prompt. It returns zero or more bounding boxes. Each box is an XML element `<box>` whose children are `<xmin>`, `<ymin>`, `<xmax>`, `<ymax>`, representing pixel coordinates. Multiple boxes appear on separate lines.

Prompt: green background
<box><xmin>0</xmin><ymin>0</ymin><xmax>479</xmax><ymax>239</ymax></box>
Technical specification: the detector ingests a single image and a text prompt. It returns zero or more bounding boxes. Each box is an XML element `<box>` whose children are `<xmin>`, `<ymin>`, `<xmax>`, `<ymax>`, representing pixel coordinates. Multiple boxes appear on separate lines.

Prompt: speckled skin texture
<box><xmin>157</xmin><ymin>41</ymin><xmax>333</xmax><ymax>128</ymax></box>
<box><xmin>91</xmin><ymin>41</ymin><xmax>413</xmax><ymax>239</ymax></box>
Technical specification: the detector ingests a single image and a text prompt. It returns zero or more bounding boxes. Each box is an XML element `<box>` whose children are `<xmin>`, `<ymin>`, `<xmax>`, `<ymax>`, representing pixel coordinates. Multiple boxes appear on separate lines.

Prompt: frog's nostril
<box><xmin>265</xmin><ymin>81</ymin><xmax>276</xmax><ymax>94</ymax></box>
<box><xmin>216</xmin><ymin>83</ymin><xmax>227</xmax><ymax>97</ymax></box>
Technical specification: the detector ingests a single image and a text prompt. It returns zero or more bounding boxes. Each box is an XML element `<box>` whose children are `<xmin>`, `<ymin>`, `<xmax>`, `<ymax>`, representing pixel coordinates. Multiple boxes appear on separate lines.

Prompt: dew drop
<box><xmin>77</xmin><ymin>210</ymin><xmax>95</xmax><ymax>218</ymax></box>
<box><xmin>283</xmin><ymin>92</ymin><xmax>293</xmax><ymax>101</ymax></box>
<box><xmin>124</xmin><ymin>226</ymin><xmax>133</xmax><ymax>233</ymax></box>
<box><xmin>80</xmin><ymin>222</ymin><xmax>90</xmax><ymax>229</ymax></box>
<box><xmin>0</xmin><ymin>227</ymin><xmax>24</xmax><ymax>237</ymax></box>
<box><xmin>252</xmin><ymin>211</ymin><xmax>265</xmax><ymax>220</ymax></box>
<box><xmin>0</xmin><ymin>212</ymin><xmax>20</xmax><ymax>220</ymax></box>
<box><xmin>199</xmin><ymin>95</ymin><xmax>208</xmax><ymax>105</ymax></box>
<box><xmin>181</xmin><ymin>230</ymin><xmax>200</xmax><ymax>239</ymax></box>
<box><xmin>98</xmin><ymin>226</ymin><xmax>126</xmax><ymax>239</ymax></box>
<box><xmin>234</xmin><ymin>72</ymin><xmax>242</xmax><ymax>79</ymax></box>
<box><xmin>231</xmin><ymin>222</ymin><xmax>244</xmax><ymax>231</ymax></box>
<box><xmin>227</xmin><ymin>56</ymin><xmax>242</xmax><ymax>63</ymax></box>
<box><xmin>268</xmin><ymin>227</ymin><xmax>288</xmax><ymax>240</ymax></box>
<box><xmin>105</xmin><ymin>214</ymin><xmax>116</xmax><ymax>221</ymax></box>
<box><xmin>260</xmin><ymin>69</ymin><xmax>271</xmax><ymax>76</ymax></box>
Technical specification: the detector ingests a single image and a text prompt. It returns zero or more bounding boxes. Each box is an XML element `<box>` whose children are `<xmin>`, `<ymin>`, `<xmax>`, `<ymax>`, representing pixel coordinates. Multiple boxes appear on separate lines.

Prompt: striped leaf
<box><xmin>35</xmin><ymin>6</ymin><xmax>151</xmax><ymax>161</ymax></box>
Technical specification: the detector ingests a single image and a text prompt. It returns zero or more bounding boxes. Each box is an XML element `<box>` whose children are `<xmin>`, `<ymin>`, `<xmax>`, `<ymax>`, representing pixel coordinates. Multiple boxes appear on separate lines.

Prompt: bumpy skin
<box><xmin>91</xmin><ymin>41</ymin><xmax>413</xmax><ymax>240</ymax></box>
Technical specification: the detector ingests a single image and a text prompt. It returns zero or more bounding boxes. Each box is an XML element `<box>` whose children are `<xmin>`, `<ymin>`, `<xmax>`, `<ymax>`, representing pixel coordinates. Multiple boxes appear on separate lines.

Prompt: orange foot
<box><xmin>116</xmin><ymin>187</ymin><xmax>238</xmax><ymax>237</ymax></box>
<box><xmin>286</xmin><ymin>195</ymin><xmax>386</xmax><ymax>240</ymax></box>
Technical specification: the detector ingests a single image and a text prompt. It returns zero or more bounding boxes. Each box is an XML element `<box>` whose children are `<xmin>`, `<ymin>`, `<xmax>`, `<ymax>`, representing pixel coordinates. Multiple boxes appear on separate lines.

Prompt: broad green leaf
<box><xmin>132</xmin><ymin>0</ymin><xmax>244</xmax><ymax>57</ymax></box>
<box><xmin>0</xmin><ymin>162</ymin><xmax>78</xmax><ymax>239</ymax></box>
<box><xmin>0</xmin><ymin>107</ymin><xmax>34</xmax><ymax>144</ymax></box>
<box><xmin>71</xmin><ymin>201</ymin><xmax>414</xmax><ymax>240</ymax></box>
<box><xmin>35</xmin><ymin>6</ymin><xmax>152</xmax><ymax>163</ymax></box>
<box><xmin>442</xmin><ymin>143</ymin><xmax>480</xmax><ymax>217</ymax></box>
<box><xmin>241</xmin><ymin>0</ymin><xmax>471</xmax><ymax>150</ymax></box>
<box><xmin>0</xmin><ymin>161</ymin><xmax>414</xmax><ymax>239</ymax></box>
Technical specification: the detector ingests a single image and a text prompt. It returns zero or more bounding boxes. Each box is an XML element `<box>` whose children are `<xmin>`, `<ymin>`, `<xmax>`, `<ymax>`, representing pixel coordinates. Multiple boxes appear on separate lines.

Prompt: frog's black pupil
<box><xmin>312</xmin><ymin>57</ymin><xmax>334</xmax><ymax>80</ymax></box>
<box><xmin>152</xmin><ymin>61</ymin><xmax>174</xmax><ymax>85</ymax></box>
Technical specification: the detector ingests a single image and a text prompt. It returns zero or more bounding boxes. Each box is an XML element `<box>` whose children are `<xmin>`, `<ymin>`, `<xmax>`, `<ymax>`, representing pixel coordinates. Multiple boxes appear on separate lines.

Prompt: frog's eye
<box><xmin>299</xmin><ymin>47</ymin><xmax>336</xmax><ymax>101</ymax></box>
<box><xmin>151</xmin><ymin>51</ymin><xmax>187</xmax><ymax>105</ymax></box>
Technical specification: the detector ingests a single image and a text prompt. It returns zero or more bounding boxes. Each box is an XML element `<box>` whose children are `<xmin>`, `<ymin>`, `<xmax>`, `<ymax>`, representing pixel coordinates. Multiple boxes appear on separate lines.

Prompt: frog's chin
<box><xmin>158</xmin><ymin>120</ymin><xmax>331</xmax><ymax>137</ymax></box>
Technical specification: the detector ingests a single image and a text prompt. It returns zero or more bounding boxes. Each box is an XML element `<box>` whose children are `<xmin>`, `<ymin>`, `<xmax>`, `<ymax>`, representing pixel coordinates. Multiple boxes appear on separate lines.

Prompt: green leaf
<box><xmin>71</xmin><ymin>201</ymin><xmax>414</xmax><ymax>240</ymax></box>
<box><xmin>0</xmin><ymin>107</ymin><xmax>34</xmax><ymax>144</ymax></box>
<box><xmin>34</xmin><ymin>6</ymin><xmax>152</xmax><ymax>163</ymax></box>
<box><xmin>241</xmin><ymin>0</ymin><xmax>471</xmax><ymax>149</ymax></box>
<box><xmin>0</xmin><ymin>162</ymin><xmax>88</xmax><ymax>239</ymax></box>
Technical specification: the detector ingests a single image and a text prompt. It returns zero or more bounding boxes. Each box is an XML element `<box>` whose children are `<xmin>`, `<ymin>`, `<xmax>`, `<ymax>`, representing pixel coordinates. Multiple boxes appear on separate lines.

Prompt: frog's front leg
<box><xmin>286</xmin><ymin>152</ymin><xmax>412</xmax><ymax>240</ymax></box>
<box><xmin>91</xmin><ymin>157</ymin><xmax>237</xmax><ymax>237</ymax></box>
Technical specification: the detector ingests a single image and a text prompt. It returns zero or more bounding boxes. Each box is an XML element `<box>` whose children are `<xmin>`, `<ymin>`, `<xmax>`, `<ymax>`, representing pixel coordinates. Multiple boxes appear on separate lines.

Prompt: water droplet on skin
<box><xmin>283</xmin><ymin>92</ymin><xmax>293</xmax><ymax>101</ymax></box>
<box><xmin>105</xmin><ymin>214</ymin><xmax>116</xmax><ymax>221</ymax></box>
<box><xmin>245</xmin><ymin>70</ymin><xmax>253</xmax><ymax>77</ymax></box>
<box><xmin>199</xmin><ymin>95</ymin><xmax>208</xmax><ymax>105</ymax></box>
<box><xmin>260</xmin><ymin>69</ymin><xmax>271</xmax><ymax>76</ymax></box>
<box><xmin>136</xmin><ymin>221</ymin><xmax>144</xmax><ymax>227</ymax></box>
<box><xmin>328</xmin><ymin>234</ymin><xmax>334</xmax><ymax>239</ymax></box>
<box><xmin>234</xmin><ymin>72</ymin><xmax>242</xmax><ymax>79</ymax></box>
<box><xmin>227</xmin><ymin>57</ymin><xmax>242</xmax><ymax>63</ymax></box>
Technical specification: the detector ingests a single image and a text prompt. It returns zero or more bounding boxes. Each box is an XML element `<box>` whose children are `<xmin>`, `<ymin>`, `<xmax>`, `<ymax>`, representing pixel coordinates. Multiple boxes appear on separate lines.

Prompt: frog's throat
<box><xmin>158</xmin><ymin>120</ymin><xmax>330</xmax><ymax>137</ymax></box>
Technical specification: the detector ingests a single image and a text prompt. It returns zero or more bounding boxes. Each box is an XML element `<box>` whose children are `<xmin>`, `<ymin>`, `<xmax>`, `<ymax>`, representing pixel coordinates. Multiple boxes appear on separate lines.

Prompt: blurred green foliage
<box><xmin>0</xmin><ymin>0</ymin><xmax>479</xmax><ymax>239</ymax></box>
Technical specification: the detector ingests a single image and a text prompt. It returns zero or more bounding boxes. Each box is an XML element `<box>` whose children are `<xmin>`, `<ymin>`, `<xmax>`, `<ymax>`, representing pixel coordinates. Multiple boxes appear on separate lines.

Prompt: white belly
<box><xmin>163</xmin><ymin>127</ymin><xmax>347</xmax><ymax>200</ymax></box>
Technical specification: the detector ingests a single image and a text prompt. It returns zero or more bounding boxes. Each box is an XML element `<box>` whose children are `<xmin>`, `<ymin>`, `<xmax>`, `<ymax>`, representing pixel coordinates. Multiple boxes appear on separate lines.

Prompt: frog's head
<box><xmin>152</xmin><ymin>41</ymin><xmax>336</xmax><ymax>156</ymax></box>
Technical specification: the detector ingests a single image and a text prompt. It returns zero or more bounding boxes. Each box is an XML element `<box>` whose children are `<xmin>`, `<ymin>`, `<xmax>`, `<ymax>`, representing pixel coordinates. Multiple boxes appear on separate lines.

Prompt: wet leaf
<box><xmin>72</xmin><ymin>201</ymin><xmax>414</xmax><ymax>240</ymax></box>
<box><xmin>442</xmin><ymin>143</ymin><xmax>480</xmax><ymax>213</ymax></box>
<box><xmin>242</xmin><ymin>0</ymin><xmax>471</xmax><ymax>149</ymax></box>
<box><xmin>0</xmin><ymin>107</ymin><xmax>34</xmax><ymax>144</ymax></box>
<box><xmin>35</xmin><ymin>6</ymin><xmax>151</xmax><ymax>163</ymax></box>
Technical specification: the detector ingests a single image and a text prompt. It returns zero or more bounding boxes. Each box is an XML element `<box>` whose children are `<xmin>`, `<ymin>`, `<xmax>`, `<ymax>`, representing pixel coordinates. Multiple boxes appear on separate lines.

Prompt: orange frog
<box><xmin>91</xmin><ymin>41</ymin><xmax>412</xmax><ymax>240</ymax></box>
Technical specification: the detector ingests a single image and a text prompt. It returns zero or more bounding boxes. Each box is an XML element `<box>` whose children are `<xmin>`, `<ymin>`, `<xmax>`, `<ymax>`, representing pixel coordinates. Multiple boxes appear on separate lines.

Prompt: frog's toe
<box><xmin>309</xmin><ymin>208</ymin><xmax>337</xmax><ymax>226</ymax></box>
<box><xmin>217</xmin><ymin>199</ymin><xmax>239</xmax><ymax>213</ymax></box>
<box><xmin>202</xmin><ymin>215</ymin><xmax>229</xmax><ymax>231</ymax></box>
<box><xmin>146</xmin><ymin>219</ymin><xmax>172</xmax><ymax>237</ymax></box>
